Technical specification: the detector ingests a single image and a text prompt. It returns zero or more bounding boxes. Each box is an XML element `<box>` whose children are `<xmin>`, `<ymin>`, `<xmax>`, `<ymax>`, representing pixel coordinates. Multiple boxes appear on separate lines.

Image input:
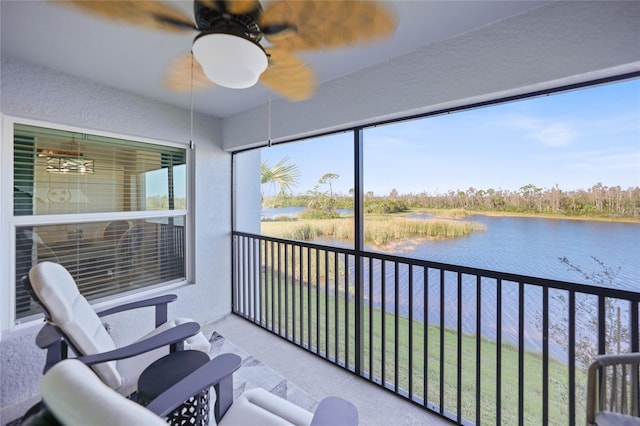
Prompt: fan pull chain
<box><xmin>189</xmin><ymin>52</ymin><xmax>195</xmax><ymax>149</ymax></box>
<box><xmin>267</xmin><ymin>97</ymin><xmax>272</xmax><ymax>148</ymax></box>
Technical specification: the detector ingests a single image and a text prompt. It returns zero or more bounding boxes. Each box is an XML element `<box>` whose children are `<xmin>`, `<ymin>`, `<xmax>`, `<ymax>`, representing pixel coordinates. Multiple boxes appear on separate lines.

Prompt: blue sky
<box><xmin>263</xmin><ymin>79</ymin><xmax>640</xmax><ymax>196</ymax></box>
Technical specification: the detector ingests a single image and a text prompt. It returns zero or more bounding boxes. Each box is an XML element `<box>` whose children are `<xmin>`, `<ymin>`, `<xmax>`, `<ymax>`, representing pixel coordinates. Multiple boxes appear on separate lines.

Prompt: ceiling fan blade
<box><xmin>260</xmin><ymin>49</ymin><xmax>316</xmax><ymax>101</ymax></box>
<box><xmin>260</xmin><ymin>0</ymin><xmax>396</xmax><ymax>51</ymax></box>
<box><xmin>198</xmin><ymin>1</ymin><xmax>258</xmax><ymax>15</ymax></box>
<box><xmin>225</xmin><ymin>0</ymin><xmax>261</xmax><ymax>15</ymax></box>
<box><xmin>58</xmin><ymin>1</ymin><xmax>195</xmax><ymax>32</ymax></box>
<box><xmin>164</xmin><ymin>53</ymin><xmax>213</xmax><ymax>92</ymax></box>
<box><xmin>197</xmin><ymin>0</ymin><xmax>221</xmax><ymax>11</ymax></box>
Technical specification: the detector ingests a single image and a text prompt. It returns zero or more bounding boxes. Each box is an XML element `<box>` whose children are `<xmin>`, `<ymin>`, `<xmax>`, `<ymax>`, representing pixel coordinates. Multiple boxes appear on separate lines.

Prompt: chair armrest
<box><xmin>35</xmin><ymin>323</ymin><xmax>63</xmax><ymax>350</ymax></box>
<box><xmin>96</xmin><ymin>294</ymin><xmax>178</xmax><ymax>327</ymax></box>
<box><xmin>310</xmin><ymin>396</ymin><xmax>359</xmax><ymax>426</ymax></box>
<box><xmin>146</xmin><ymin>353</ymin><xmax>242</xmax><ymax>419</ymax></box>
<box><xmin>590</xmin><ymin>352</ymin><xmax>640</xmax><ymax>367</ymax></box>
<box><xmin>76</xmin><ymin>322</ymin><xmax>200</xmax><ymax>365</ymax></box>
<box><xmin>35</xmin><ymin>324</ymin><xmax>68</xmax><ymax>374</ymax></box>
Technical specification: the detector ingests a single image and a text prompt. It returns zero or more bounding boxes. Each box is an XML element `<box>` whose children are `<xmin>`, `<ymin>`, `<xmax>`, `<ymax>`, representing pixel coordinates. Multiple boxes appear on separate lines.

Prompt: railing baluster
<box><xmin>518</xmin><ymin>282</ymin><xmax>524</xmax><ymax>426</ymax></box>
<box><xmin>542</xmin><ymin>286</ymin><xmax>549</xmax><ymax>425</ymax></box>
<box><xmin>277</xmin><ymin>242</ymin><xmax>282</xmax><ymax>334</ymax></box>
<box><xmin>599</xmin><ymin>295</ymin><xmax>606</xmax><ymax>355</ymax></box>
<box><xmin>476</xmin><ymin>275</ymin><xmax>481</xmax><ymax>426</ymax></box>
<box><xmin>315</xmin><ymin>248</ymin><xmax>320</xmax><ymax>355</ymax></box>
<box><xmin>232</xmin><ymin>236</ymin><xmax>238</xmax><ymax>313</ymax></box>
<box><xmin>299</xmin><ymin>245</ymin><xmax>304</xmax><ymax>347</ymax></box>
<box><xmin>334</xmin><ymin>251</ymin><xmax>339</xmax><ymax>364</ymax></box>
<box><xmin>408</xmin><ymin>264</ymin><xmax>414</xmax><ymax>401</ymax></box>
<box><xmin>242</xmin><ymin>236</ymin><xmax>248</xmax><ymax>317</ymax></box>
<box><xmin>284</xmin><ymin>243</ymin><xmax>289</xmax><ymax>339</ymax></box>
<box><xmin>325</xmin><ymin>250</ymin><xmax>330</xmax><ymax>360</ymax></box>
<box><xmin>262</xmin><ymin>240</ymin><xmax>267</xmax><ymax>327</ymax></box>
<box><xmin>292</xmin><ymin>245</ymin><xmax>297</xmax><ymax>343</ymax></box>
<box><xmin>369</xmin><ymin>257</ymin><xmax>374</xmax><ymax>379</ymax></box>
<box><xmin>631</xmin><ymin>301</ymin><xmax>639</xmax><ymax>416</ymax></box>
<box><xmin>252</xmin><ymin>238</ymin><xmax>258</xmax><ymax>324</ymax></box>
<box><xmin>270</xmin><ymin>240</ymin><xmax>275</xmax><ymax>332</ymax></box>
<box><xmin>394</xmin><ymin>261</ymin><xmax>399</xmax><ymax>393</ymax></box>
<box><xmin>381</xmin><ymin>260</ymin><xmax>386</xmax><ymax>386</ymax></box>
<box><xmin>568</xmin><ymin>290</ymin><xmax>576</xmax><ymax>424</ymax></box>
<box><xmin>457</xmin><ymin>272</ymin><xmax>462</xmax><ymax>422</ymax></box>
<box><xmin>496</xmin><ymin>278</ymin><xmax>502</xmax><ymax>425</ymax></box>
<box><xmin>345</xmin><ymin>254</ymin><xmax>350</xmax><ymax>369</ymax></box>
<box><xmin>439</xmin><ymin>269</ymin><xmax>445</xmax><ymax>414</ymax></box>
<box><xmin>308</xmin><ymin>247</ymin><xmax>312</xmax><ymax>350</ymax></box>
<box><xmin>424</xmin><ymin>266</ymin><xmax>429</xmax><ymax>408</ymax></box>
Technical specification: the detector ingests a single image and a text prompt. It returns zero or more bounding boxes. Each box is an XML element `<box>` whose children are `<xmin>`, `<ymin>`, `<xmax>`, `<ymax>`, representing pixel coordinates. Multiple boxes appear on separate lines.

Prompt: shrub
<box><xmin>298</xmin><ymin>209</ymin><xmax>341</xmax><ymax>220</ymax></box>
<box><xmin>288</xmin><ymin>224</ymin><xmax>317</xmax><ymax>241</ymax></box>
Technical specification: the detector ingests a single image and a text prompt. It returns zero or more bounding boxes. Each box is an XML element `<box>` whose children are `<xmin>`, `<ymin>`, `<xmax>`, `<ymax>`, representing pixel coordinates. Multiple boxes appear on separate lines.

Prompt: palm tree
<box><xmin>261</xmin><ymin>156</ymin><xmax>300</xmax><ymax>199</ymax></box>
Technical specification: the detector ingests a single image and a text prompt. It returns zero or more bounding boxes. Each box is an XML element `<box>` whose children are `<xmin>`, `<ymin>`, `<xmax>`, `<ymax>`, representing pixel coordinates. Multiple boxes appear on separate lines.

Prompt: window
<box><xmin>13</xmin><ymin>123</ymin><xmax>188</xmax><ymax>320</ymax></box>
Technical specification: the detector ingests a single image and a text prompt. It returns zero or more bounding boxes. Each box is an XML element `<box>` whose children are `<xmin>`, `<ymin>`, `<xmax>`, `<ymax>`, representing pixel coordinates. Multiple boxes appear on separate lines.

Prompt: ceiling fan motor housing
<box><xmin>194</xmin><ymin>0</ymin><xmax>263</xmax><ymax>41</ymax></box>
<box><xmin>191</xmin><ymin>0</ymin><xmax>268</xmax><ymax>89</ymax></box>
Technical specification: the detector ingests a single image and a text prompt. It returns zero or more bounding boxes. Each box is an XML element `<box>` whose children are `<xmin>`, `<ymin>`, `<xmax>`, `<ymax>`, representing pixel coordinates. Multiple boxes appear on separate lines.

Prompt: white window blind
<box><xmin>14</xmin><ymin>124</ymin><xmax>188</xmax><ymax>320</ymax></box>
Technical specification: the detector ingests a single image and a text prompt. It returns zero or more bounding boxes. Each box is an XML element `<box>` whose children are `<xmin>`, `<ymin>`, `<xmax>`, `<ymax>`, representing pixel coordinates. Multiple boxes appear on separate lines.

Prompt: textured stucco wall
<box><xmin>222</xmin><ymin>1</ymin><xmax>640</xmax><ymax>150</ymax></box>
<box><xmin>0</xmin><ymin>57</ymin><xmax>231</xmax><ymax>422</ymax></box>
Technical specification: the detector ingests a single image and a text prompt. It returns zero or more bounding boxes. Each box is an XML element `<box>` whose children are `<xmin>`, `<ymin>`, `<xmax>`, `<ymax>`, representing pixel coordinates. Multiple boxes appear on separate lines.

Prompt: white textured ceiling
<box><xmin>1</xmin><ymin>0</ymin><xmax>548</xmax><ymax>118</ymax></box>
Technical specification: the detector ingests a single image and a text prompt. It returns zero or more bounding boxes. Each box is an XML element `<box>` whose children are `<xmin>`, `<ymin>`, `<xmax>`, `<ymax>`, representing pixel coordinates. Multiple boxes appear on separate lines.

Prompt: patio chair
<box><xmin>587</xmin><ymin>352</ymin><xmax>640</xmax><ymax>425</ymax></box>
<box><xmin>23</xmin><ymin>261</ymin><xmax>211</xmax><ymax>398</ymax></box>
<box><xmin>23</xmin><ymin>358</ymin><xmax>358</xmax><ymax>426</ymax></box>
<box><xmin>102</xmin><ymin>220</ymin><xmax>130</xmax><ymax>241</ymax></box>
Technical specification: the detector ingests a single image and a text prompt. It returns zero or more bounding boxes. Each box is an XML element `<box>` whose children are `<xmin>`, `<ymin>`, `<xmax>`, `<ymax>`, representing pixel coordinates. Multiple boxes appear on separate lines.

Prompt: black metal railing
<box><xmin>232</xmin><ymin>231</ymin><xmax>640</xmax><ymax>425</ymax></box>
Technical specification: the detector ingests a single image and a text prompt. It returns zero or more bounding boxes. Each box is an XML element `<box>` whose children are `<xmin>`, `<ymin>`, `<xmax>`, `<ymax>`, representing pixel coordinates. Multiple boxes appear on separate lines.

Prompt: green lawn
<box><xmin>254</xmin><ymin>271</ymin><xmax>587</xmax><ymax>425</ymax></box>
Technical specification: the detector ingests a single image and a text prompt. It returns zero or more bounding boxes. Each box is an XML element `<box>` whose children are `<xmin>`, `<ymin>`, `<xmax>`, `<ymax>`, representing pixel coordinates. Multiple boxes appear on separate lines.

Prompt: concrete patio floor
<box><xmin>205</xmin><ymin>314</ymin><xmax>452</xmax><ymax>426</ymax></box>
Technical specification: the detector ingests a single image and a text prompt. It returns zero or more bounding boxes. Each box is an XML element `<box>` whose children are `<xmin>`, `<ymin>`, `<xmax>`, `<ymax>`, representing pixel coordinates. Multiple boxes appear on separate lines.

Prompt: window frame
<box><xmin>3</xmin><ymin>116</ymin><xmax>194</xmax><ymax>328</ymax></box>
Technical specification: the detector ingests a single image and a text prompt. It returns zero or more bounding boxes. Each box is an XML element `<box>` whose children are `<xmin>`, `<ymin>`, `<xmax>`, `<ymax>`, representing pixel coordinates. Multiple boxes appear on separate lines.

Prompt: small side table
<box><xmin>138</xmin><ymin>350</ymin><xmax>211</xmax><ymax>426</ymax></box>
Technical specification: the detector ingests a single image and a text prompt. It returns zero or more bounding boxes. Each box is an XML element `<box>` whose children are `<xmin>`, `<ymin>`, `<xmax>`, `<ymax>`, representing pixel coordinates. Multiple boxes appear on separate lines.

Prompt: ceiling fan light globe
<box><xmin>192</xmin><ymin>33</ymin><xmax>268</xmax><ymax>89</ymax></box>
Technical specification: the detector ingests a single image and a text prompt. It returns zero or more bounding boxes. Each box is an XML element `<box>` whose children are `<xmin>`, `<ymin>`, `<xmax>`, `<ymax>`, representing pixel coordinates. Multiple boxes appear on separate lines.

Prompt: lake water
<box><xmin>262</xmin><ymin>207</ymin><xmax>639</xmax><ymax>290</ymax></box>
<box><xmin>262</xmin><ymin>207</ymin><xmax>640</xmax><ymax>355</ymax></box>
<box><xmin>408</xmin><ymin>213</ymin><xmax>639</xmax><ymax>290</ymax></box>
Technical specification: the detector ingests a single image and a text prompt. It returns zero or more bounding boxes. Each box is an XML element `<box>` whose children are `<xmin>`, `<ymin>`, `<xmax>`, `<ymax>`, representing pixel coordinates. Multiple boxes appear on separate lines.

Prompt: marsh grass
<box><xmin>262</xmin><ymin>216</ymin><xmax>486</xmax><ymax>247</ymax></box>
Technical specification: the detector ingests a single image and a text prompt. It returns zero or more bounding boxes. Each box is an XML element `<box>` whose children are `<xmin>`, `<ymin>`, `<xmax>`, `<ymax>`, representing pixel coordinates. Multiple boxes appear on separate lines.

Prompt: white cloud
<box><xmin>510</xmin><ymin>115</ymin><xmax>577</xmax><ymax>147</ymax></box>
<box><xmin>531</xmin><ymin>122</ymin><xmax>577</xmax><ymax>147</ymax></box>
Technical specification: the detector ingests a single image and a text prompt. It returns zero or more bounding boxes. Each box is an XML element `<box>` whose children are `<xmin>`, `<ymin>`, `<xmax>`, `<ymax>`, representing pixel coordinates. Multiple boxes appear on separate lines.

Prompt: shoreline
<box><xmin>412</xmin><ymin>208</ymin><xmax>640</xmax><ymax>224</ymax></box>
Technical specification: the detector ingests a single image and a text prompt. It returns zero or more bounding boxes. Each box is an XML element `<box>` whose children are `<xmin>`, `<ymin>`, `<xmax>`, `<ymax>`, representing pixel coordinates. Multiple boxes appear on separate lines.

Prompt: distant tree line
<box><xmin>146</xmin><ymin>195</ymin><xmax>186</xmax><ymax>210</ymax></box>
<box><xmin>393</xmin><ymin>183</ymin><xmax>640</xmax><ymax>218</ymax></box>
<box><xmin>264</xmin><ymin>182</ymin><xmax>640</xmax><ymax>219</ymax></box>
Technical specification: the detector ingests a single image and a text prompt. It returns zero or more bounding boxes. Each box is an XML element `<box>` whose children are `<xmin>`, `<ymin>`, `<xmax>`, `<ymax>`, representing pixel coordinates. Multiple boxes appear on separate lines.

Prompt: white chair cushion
<box><xmin>220</xmin><ymin>388</ymin><xmax>314</xmax><ymax>426</ymax></box>
<box><xmin>41</xmin><ymin>359</ymin><xmax>166</xmax><ymax>426</ymax></box>
<box><xmin>595</xmin><ymin>412</ymin><xmax>640</xmax><ymax>426</ymax></box>
<box><xmin>29</xmin><ymin>262</ymin><xmax>121</xmax><ymax>390</ymax></box>
<box><xmin>176</xmin><ymin>317</ymin><xmax>213</xmax><ymax>353</ymax></box>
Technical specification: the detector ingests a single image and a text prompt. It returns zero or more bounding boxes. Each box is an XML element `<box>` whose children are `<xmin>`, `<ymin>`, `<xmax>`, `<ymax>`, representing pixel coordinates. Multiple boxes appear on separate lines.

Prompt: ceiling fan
<box><xmin>59</xmin><ymin>0</ymin><xmax>397</xmax><ymax>101</ymax></box>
